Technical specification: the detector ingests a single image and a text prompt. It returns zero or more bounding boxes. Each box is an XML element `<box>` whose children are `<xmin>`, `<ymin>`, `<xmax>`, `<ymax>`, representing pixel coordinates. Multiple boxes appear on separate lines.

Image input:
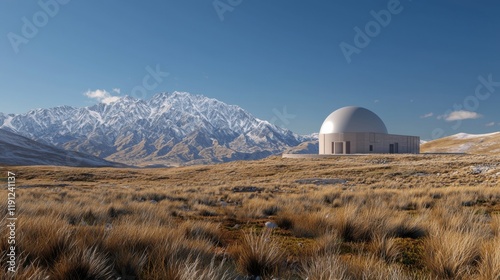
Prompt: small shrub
<box><xmin>301</xmin><ymin>254</ymin><xmax>348</xmax><ymax>280</ymax></box>
<box><xmin>183</xmin><ymin>221</ymin><xmax>225</xmax><ymax>246</ymax></box>
<box><xmin>313</xmin><ymin>231</ymin><xmax>342</xmax><ymax>256</ymax></box>
<box><xmin>196</xmin><ymin>197</ymin><xmax>218</xmax><ymax>207</ymax></box>
<box><xmin>291</xmin><ymin>213</ymin><xmax>329</xmax><ymax>238</ymax></box>
<box><xmin>397</xmin><ymin>201</ymin><xmax>418</xmax><ymax>211</ymax></box>
<box><xmin>370</xmin><ymin>234</ymin><xmax>401</xmax><ymax>263</ymax></box>
<box><xmin>347</xmin><ymin>255</ymin><xmax>410</xmax><ymax>280</ymax></box>
<box><xmin>491</xmin><ymin>215</ymin><xmax>500</xmax><ymax>237</ymax></box>
<box><xmin>323</xmin><ymin>192</ymin><xmax>341</xmax><ymax>205</ymax></box>
<box><xmin>107</xmin><ymin>206</ymin><xmax>132</xmax><ymax>219</ymax></box>
<box><xmin>276</xmin><ymin>216</ymin><xmax>294</xmax><ymax>230</ymax></box>
<box><xmin>262</xmin><ymin>205</ymin><xmax>279</xmax><ymax>216</ymax></box>
<box><xmin>235</xmin><ymin>230</ymin><xmax>284</xmax><ymax>277</ymax></box>
<box><xmin>423</xmin><ymin>227</ymin><xmax>484</xmax><ymax>279</ymax></box>
<box><xmin>51</xmin><ymin>247</ymin><xmax>114</xmax><ymax>280</ymax></box>
<box><xmin>179</xmin><ymin>257</ymin><xmax>236</xmax><ymax>280</ymax></box>
<box><xmin>82</xmin><ymin>210</ymin><xmax>99</xmax><ymax>225</ymax></box>
<box><xmin>477</xmin><ymin>237</ymin><xmax>500</xmax><ymax>280</ymax></box>
<box><xmin>17</xmin><ymin>217</ymin><xmax>73</xmax><ymax>267</ymax></box>
<box><xmin>199</xmin><ymin>209</ymin><xmax>218</xmax><ymax>217</ymax></box>
<box><xmin>388</xmin><ymin>217</ymin><xmax>428</xmax><ymax>239</ymax></box>
<box><xmin>331</xmin><ymin>208</ymin><xmax>372</xmax><ymax>242</ymax></box>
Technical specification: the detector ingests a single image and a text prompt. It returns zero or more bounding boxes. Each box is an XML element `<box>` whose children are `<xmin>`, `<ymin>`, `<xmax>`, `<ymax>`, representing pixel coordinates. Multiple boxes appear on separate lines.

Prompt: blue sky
<box><xmin>1</xmin><ymin>0</ymin><xmax>499</xmax><ymax>139</ymax></box>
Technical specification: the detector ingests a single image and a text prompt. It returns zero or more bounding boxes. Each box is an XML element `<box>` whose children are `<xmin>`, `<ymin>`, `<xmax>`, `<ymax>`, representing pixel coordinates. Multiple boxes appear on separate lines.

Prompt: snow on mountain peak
<box><xmin>0</xmin><ymin>92</ymin><xmax>305</xmax><ymax>165</ymax></box>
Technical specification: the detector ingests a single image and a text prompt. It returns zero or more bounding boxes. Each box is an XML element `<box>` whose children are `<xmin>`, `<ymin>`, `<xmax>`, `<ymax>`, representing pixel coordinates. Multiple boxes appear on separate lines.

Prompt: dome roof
<box><xmin>319</xmin><ymin>106</ymin><xmax>388</xmax><ymax>134</ymax></box>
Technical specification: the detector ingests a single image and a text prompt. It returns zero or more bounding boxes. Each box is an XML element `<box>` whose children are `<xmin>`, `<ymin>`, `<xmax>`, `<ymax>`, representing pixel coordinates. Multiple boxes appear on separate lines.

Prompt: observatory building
<box><xmin>319</xmin><ymin>107</ymin><xmax>419</xmax><ymax>154</ymax></box>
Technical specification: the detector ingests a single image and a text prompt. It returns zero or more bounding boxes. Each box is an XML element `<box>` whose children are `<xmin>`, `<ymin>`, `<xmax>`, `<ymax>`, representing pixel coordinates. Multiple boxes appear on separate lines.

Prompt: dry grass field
<box><xmin>1</xmin><ymin>154</ymin><xmax>500</xmax><ymax>279</ymax></box>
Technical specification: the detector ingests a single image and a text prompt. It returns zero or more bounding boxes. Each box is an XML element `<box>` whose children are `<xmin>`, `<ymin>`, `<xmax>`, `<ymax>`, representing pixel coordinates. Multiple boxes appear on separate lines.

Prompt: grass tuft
<box><xmin>234</xmin><ymin>230</ymin><xmax>284</xmax><ymax>277</ymax></box>
<box><xmin>51</xmin><ymin>247</ymin><xmax>114</xmax><ymax>280</ymax></box>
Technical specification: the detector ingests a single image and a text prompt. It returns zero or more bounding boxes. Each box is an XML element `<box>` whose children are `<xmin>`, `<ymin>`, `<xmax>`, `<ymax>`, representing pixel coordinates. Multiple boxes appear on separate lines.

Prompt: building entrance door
<box><xmin>334</xmin><ymin>142</ymin><xmax>344</xmax><ymax>154</ymax></box>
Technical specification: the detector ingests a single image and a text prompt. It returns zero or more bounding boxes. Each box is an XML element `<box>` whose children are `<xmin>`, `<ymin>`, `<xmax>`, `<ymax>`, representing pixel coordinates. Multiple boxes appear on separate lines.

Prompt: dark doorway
<box><xmin>389</xmin><ymin>144</ymin><xmax>394</xmax><ymax>154</ymax></box>
<box><xmin>345</xmin><ymin>141</ymin><xmax>351</xmax><ymax>154</ymax></box>
<box><xmin>334</xmin><ymin>142</ymin><xmax>344</xmax><ymax>154</ymax></box>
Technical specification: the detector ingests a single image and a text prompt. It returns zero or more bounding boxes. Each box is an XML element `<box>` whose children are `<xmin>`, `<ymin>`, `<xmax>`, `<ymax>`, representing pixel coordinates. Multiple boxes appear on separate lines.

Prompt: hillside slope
<box><xmin>0</xmin><ymin>129</ymin><xmax>124</xmax><ymax>167</ymax></box>
<box><xmin>421</xmin><ymin>132</ymin><xmax>500</xmax><ymax>155</ymax></box>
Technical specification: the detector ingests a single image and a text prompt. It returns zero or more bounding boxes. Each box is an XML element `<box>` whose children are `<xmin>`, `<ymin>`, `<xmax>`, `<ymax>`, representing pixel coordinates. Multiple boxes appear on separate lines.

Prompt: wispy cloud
<box><xmin>420</xmin><ymin>112</ymin><xmax>434</xmax><ymax>119</ymax></box>
<box><xmin>84</xmin><ymin>89</ymin><xmax>120</xmax><ymax>104</ymax></box>
<box><xmin>485</xmin><ymin>122</ymin><xmax>496</xmax><ymax>127</ymax></box>
<box><xmin>438</xmin><ymin>110</ymin><xmax>482</xmax><ymax>122</ymax></box>
<box><xmin>112</xmin><ymin>88</ymin><xmax>121</xmax><ymax>94</ymax></box>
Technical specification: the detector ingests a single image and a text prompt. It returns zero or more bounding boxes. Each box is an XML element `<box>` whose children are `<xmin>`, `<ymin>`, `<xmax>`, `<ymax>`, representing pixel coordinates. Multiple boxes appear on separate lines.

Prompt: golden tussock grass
<box><xmin>0</xmin><ymin>154</ymin><xmax>499</xmax><ymax>279</ymax></box>
<box><xmin>232</xmin><ymin>229</ymin><xmax>284</xmax><ymax>278</ymax></box>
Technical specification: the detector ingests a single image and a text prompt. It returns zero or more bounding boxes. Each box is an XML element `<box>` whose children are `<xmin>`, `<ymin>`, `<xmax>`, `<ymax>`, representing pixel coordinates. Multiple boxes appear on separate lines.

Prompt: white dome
<box><xmin>319</xmin><ymin>106</ymin><xmax>388</xmax><ymax>134</ymax></box>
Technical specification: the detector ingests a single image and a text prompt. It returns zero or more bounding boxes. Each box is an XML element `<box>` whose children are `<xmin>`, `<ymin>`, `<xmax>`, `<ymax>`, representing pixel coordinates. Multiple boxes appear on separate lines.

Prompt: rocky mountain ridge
<box><xmin>0</xmin><ymin>92</ymin><xmax>309</xmax><ymax>166</ymax></box>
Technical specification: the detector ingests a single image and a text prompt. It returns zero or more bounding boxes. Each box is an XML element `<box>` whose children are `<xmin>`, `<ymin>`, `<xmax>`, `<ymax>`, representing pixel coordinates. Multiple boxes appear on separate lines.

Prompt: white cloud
<box><xmin>112</xmin><ymin>88</ymin><xmax>121</xmax><ymax>94</ymax></box>
<box><xmin>420</xmin><ymin>112</ymin><xmax>434</xmax><ymax>119</ymax></box>
<box><xmin>485</xmin><ymin>122</ymin><xmax>496</xmax><ymax>127</ymax></box>
<box><xmin>84</xmin><ymin>89</ymin><xmax>120</xmax><ymax>104</ymax></box>
<box><xmin>441</xmin><ymin>110</ymin><xmax>482</xmax><ymax>122</ymax></box>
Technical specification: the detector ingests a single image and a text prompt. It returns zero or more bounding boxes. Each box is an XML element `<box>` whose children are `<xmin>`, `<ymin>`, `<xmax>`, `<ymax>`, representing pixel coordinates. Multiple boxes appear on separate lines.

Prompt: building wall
<box><xmin>319</xmin><ymin>132</ymin><xmax>419</xmax><ymax>154</ymax></box>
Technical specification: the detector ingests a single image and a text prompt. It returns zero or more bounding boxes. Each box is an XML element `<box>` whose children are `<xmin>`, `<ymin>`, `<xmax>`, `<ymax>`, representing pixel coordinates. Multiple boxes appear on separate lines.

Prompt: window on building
<box><xmin>369</xmin><ymin>145</ymin><xmax>373</xmax><ymax>152</ymax></box>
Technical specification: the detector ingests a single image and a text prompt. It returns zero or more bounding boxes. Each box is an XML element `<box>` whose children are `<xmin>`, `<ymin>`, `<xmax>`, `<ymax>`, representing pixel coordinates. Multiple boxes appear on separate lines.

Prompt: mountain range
<box><xmin>1</xmin><ymin>91</ymin><xmax>498</xmax><ymax>167</ymax></box>
<box><xmin>0</xmin><ymin>129</ymin><xmax>124</xmax><ymax>167</ymax></box>
<box><xmin>0</xmin><ymin>92</ymin><xmax>308</xmax><ymax>166</ymax></box>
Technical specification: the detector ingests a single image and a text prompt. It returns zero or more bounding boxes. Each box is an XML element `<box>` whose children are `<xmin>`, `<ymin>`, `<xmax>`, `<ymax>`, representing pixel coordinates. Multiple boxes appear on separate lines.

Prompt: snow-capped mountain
<box><xmin>0</xmin><ymin>92</ymin><xmax>308</xmax><ymax>166</ymax></box>
<box><xmin>0</xmin><ymin>129</ymin><xmax>124</xmax><ymax>167</ymax></box>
